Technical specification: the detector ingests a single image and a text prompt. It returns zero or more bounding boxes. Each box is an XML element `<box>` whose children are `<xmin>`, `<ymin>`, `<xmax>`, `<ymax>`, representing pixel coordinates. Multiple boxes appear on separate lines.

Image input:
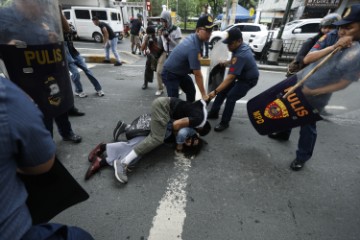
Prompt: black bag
<box><xmin>18</xmin><ymin>158</ymin><xmax>89</xmax><ymax>224</ymax></box>
<box><xmin>126</xmin><ymin>114</ymin><xmax>151</xmax><ymax>140</ymax></box>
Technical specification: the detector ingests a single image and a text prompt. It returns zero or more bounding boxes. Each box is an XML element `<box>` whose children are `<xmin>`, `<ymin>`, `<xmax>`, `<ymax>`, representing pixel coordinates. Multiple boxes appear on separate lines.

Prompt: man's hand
<box><xmin>208</xmin><ymin>91</ymin><xmax>216</xmax><ymax>100</ymax></box>
<box><xmin>202</xmin><ymin>94</ymin><xmax>210</xmax><ymax>102</ymax></box>
<box><xmin>334</xmin><ymin>36</ymin><xmax>353</xmax><ymax>49</ymax></box>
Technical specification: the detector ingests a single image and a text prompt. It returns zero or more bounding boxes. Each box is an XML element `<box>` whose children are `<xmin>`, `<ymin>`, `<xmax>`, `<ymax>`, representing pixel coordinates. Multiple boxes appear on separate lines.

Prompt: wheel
<box><xmin>93</xmin><ymin>32</ymin><xmax>103</xmax><ymax>43</ymax></box>
<box><xmin>210</xmin><ymin>37</ymin><xmax>221</xmax><ymax>49</ymax></box>
<box><xmin>118</xmin><ymin>33</ymin><xmax>124</xmax><ymax>41</ymax></box>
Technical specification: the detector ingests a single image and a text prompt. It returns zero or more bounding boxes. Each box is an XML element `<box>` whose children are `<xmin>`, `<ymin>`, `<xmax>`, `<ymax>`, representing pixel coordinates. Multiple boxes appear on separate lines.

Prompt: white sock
<box><xmin>122</xmin><ymin>150</ymin><xmax>139</xmax><ymax>165</ymax></box>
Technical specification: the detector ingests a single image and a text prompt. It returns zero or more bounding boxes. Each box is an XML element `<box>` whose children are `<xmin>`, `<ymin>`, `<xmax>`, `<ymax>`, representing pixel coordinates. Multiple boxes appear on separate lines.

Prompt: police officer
<box><xmin>208</xmin><ymin>28</ymin><xmax>259</xmax><ymax>132</ymax></box>
<box><xmin>161</xmin><ymin>15</ymin><xmax>215</xmax><ymax>102</ymax></box>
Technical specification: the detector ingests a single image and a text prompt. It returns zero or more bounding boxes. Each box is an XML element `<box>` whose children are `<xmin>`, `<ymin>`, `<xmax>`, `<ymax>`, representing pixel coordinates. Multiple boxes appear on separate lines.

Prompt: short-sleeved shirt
<box><xmin>228</xmin><ymin>43</ymin><xmax>259</xmax><ymax>86</ymax></box>
<box><xmin>310</xmin><ymin>29</ymin><xmax>338</xmax><ymax>52</ymax></box>
<box><xmin>98</xmin><ymin>21</ymin><xmax>116</xmax><ymax>40</ymax></box>
<box><xmin>163</xmin><ymin>33</ymin><xmax>202</xmax><ymax>76</ymax></box>
<box><xmin>170</xmin><ymin>98</ymin><xmax>207</xmax><ymax>128</ymax></box>
<box><xmin>0</xmin><ymin>77</ymin><xmax>56</xmax><ymax>240</ymax></box>
<box><xmin>130</xmin><ymin>19</ymin><xmax>142</xmax><ymax>35</ymax></box>
<box><xmin>298</xmin><ymin>32</ymin><xmax>360</xmax><ymax>110</ymax></box>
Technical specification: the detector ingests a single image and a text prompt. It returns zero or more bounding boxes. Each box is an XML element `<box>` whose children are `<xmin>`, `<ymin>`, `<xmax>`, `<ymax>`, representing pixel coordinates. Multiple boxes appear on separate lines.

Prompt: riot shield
<box><xmin>207</xmin><ymin>42</ymin><xmax>229</xmax><ymax>92</ymax></box>
<box><xmin>247</xmin><ymin>42</ymin><xmax>360</xmax><ymax>135</ymax></box>
<box><xmin>0</xmin><ymin>0</ymin><xmax>73</xmax><ymax>118</ymax></box>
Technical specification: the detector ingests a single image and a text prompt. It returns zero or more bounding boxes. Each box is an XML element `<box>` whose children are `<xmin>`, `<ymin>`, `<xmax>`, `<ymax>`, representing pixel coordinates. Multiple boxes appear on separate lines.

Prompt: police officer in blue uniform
<box><xmin>161</xmin><ymin>15</ymin><xmax>215</xmax><ymax>102</ymax></box>
<box><xmin>208</xmin><ymin>28</ymin><xmax>259</xmax><ymax>131</ymax></box>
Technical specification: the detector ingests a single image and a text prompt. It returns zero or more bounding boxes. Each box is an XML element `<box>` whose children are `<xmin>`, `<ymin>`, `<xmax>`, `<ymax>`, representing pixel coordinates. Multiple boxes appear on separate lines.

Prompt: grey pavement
<box><xmin>51</xmin><ymin>55</ymin><xmax>360</xmax><ymax>240</ymax></box>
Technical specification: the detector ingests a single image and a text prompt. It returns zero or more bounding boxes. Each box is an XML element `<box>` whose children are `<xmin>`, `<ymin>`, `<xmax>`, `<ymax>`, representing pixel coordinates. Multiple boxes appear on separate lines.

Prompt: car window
<box><xmin>63</xmin><ymin>11</ymin><xmax>70</xmax><ymax>20</ymax></box>
<box><xmin>242</xmin><ymin>25</ymin><xmax>260</xmax><ymax>32</ymax></box>
<box><xmin>284</xmin><ymin>20</ymin><xmax>302</xmax><ymax>30</ymax></box>
<box><xmin>91</xmin><ymin>10</ymin><xmax>107</xmax><ymax>20</ymax></box>
<box><xmin>111</xmin><ymin>12</ymin><xmax>118</xmax><ymax>21</ymax></box>
<box><xmin>235</xmin><ymin>25</ymin><xmax>244</xmax><ymax>31</ymax></box>
<box><xmin>298</xmin><ymin>23</ymin><xmax>320</xmax><ymax>33</ymax></box>
<box><xmin>74</xmin><ymin>10</ymin><xmax>90</xmax><ymax>20</ymax></box>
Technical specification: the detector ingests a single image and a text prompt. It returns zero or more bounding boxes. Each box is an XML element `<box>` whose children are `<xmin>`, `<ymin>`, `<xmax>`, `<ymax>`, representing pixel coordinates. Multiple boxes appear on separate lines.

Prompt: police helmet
<box><xmin>320</xmin><ymin>13</ymin><xmax>341</xmax><ymax>27</ymax></box>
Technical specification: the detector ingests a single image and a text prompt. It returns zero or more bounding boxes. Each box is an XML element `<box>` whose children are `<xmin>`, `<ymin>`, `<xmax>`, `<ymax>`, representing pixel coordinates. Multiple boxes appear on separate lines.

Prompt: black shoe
<box><xmin>63</xmin><ymin>134</ymin><xmax>82</xmax><ymax>143</ymax></box>
<box><xmin>214</xmin><ymin>122</ymin><xmax>229</xmax><ymax>132</ymax></box>
<box><xmin>68</xmin><ymin>107</ymin><xmax>85</xmax><ymax>117</ymax></box>
<box><xmin>114</xmin><ymin>62</ymin><xmax>122</xmax><ymax>66</ymax></box>
<box><xmin>268</xmin><ymin>132</ymin><xmax>290</xmax><ymax>141</ymax></box>
<box><xmin>103</xmin><ymin>60</ymin><xmax>111</xmax><ymax>63</ymax></box>
<box><xmin>290</xmin><ymin>159</ymin><xmax>305</xmax><ymax>171</ymax></box>
<box><xmin>208</xmin><ymin>111</ymin><xmax>219</xmax><ymax>119</ymax></box>
<box><xmin>132</xmin><ymin>51</ymin><xmax>135</xmax><ymax>54</ymax></box>
<box><xmin>142</xmin><ymin>84</ymin><xmax>147</xmax><ymax>89</ymax></box>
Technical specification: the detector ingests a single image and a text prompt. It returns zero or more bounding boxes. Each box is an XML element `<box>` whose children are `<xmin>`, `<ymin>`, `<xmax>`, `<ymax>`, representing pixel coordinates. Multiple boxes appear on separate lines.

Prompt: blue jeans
<box><xmin>162</xmin><ymin>69</ymin><xmax>196</xmax><ymax>102</ymax></box>
<box><xmin>210</xmin><ymin>80</ymin><xmax>254</xmax><ymax>124</ymax></box>
<box><xmin>105</xmin><ymin>38</ymin><xmax>121</xmax><ymax>63</ymax></box>
<box><xmin>68</xmin><ymin>55</ymin><xmax>102</xmax><ymax>93</ymax></box>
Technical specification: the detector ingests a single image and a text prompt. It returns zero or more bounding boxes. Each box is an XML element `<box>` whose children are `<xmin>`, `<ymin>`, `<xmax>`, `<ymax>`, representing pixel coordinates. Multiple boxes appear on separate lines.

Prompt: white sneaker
<box><xmin>179</xmin><ymin>89</ymin><xmax>183</xmax><ymax>95</ymax></box>
<box><xmin>96</xmin><ymin>90</ymin><xmax>105</xmax><ymax>97</ymax></box>
<box><xmin>114</xmin><ymin>160</ymin><xmax>128</xmax><ymax>183</ymax></box>
<box><xmin>155</xmin><ymin>89</ymin><xmax>164</xmax><ymax>96</ymax></box>
<box><xmin>75</xmin><ymin>92</ymin><xmax>87</xmax><ymax>98</ymax></box>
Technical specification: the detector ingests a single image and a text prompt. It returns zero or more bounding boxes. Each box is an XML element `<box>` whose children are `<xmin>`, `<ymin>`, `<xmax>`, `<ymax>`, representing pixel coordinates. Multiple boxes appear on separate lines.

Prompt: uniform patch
<box><xmin>343</xmin><ymin>7</ymin><xmax>351</xmax><ymax>18</ymax></box>
<box><xmin>318</xmin><ymin>34</ymin><xmax>327</xmax><ymax>42</ymax></box>
<box><xmin>208</xmin><ymin>15</ymin><xmax>213</xmax><ymax>23</ymax></box>
<box><xmin>264</xmin><ymin>99</ymin><xmax>289</xmax><ymax>119</ymax></box>
<box><xmin>231</xmin><ymin>57</ymin><xmax>237</xmax><ymax>65</ymax></box>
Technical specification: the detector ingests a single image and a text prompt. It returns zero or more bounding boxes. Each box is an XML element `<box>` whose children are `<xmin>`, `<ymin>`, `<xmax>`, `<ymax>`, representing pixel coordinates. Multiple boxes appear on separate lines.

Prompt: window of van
<box><xmin>92</xmin><ymin>10</ymin><xmax>107</xmax><ymax>20</ymax></box>
<box><xmin>111</xmin><ymin>12</ymin><xmax>118</xmax><ymax>21</ymax></box>
<box><xmin>64</xmin><ymin>11</ymin><xmax>71</xmax><ymax>20</ymax></box>
<box><xmin>242</xmin><ymin>25</ymin><xmax>260</xmax><ymax>32</ymax></box>
<box><xmin>75</xmin><ymin>10</ymin><xmax>90</xmax><ymax>20</ymax></box>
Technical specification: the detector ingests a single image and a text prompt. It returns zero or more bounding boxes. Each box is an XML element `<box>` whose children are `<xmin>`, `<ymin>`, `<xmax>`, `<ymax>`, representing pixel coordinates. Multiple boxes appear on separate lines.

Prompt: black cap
<box><xmin>196</xmin><ymin>15</ymin><xmax>216</xmax><ymax>29</ymax></box>
<box><xmin>223</xmin><ymin>27</ymin><xmax>242</xmax><ymax>44</ymax></box>
<box><xmin>333</xmin><ymin>4</ymin><xmax>360</xmax><ymax>26</ymax></box>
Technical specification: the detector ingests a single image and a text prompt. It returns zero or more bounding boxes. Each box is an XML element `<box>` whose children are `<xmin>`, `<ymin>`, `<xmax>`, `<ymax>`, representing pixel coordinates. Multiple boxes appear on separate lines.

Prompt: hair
<box><xmin>146</xmin><ymin>26</ymin><xmax>155</xmax><ymax>34</ymax></box>
<box><xmin>181</xmin><ymin>135</ymin><xmax>207</xmax><ymax>159</ymax></box>
<box><xmin>92</xmin><ymin>16</ymin><xmax>99</xmax><ymax>21</ymax></box>
<box><xmin>197</xmin><ymin>121</ymin><xmax>211</xmax><ymax>136</ymax></box>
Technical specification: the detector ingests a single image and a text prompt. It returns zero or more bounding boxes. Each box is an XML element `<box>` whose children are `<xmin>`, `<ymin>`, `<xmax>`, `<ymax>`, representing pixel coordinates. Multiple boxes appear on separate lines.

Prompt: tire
<box><xmin>210</xmin><ymin>37</ymin><xmax>221</xmax><ymax>49</ymax></box>
<box><xmin>118</xmin><ymin>33</ymin><xmax>124</xmax><ymax>41</ymax></box>
<box><xmin>93</xmin><ymin>32</ymin><xmax>103</xmax><ymax>43</ymax></box>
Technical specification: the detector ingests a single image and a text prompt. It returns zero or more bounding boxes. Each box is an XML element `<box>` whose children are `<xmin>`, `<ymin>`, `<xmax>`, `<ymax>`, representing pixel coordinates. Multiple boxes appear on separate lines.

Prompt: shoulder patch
<box><xmin>318</xmin><ymin>34</ymin><xmax>327</xmax><ymax>42</ymax></box>
<box><xmin>231</xmin><ymin>57</ymin><xmax>237</xmax><ymax>65</ymax></box>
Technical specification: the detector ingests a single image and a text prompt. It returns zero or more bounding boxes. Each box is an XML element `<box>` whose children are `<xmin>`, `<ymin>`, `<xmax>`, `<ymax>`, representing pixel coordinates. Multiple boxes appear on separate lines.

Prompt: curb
<box><xmin>83</xmin><ymin>54</ymin><xmax>287</xmax><ymax>72</ymax></box>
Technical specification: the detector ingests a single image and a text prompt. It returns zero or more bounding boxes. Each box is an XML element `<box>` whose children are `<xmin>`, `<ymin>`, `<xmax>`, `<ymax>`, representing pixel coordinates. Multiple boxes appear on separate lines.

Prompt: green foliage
<box><xmin>0</xmin><ymin>0</ymin><xmax>12</xmax><ymax>7</ymax></box>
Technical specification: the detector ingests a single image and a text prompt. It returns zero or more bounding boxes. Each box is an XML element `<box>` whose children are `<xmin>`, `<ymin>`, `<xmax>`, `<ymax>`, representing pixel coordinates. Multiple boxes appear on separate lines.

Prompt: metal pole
<box><xmin>266</xmin><ymin>0</ymin><xmax>294</xmax><ymax>65</ymax></box>
<box><xmin>229</xmin><ymin>0</ymin><xmax>237</xmax><ymax>25</ymax></box>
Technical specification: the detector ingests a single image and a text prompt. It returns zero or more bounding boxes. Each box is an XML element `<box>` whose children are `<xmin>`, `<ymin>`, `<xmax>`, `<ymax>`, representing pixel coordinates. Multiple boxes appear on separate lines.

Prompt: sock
<box><xmin>123</xmin><ymin>150</ymin><xmax>139</xmax><ymax>165</ymax></box>
<box><xmin>100</xmin><ymin>158</ymin><xmax>109</xmax><ymax>167</ymax></box>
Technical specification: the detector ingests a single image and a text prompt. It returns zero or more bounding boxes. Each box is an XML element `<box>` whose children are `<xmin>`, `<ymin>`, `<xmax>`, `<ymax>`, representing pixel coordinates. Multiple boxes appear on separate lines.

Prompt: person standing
<box><xmin>92</xmin><ymin>16</ymin><xmax>122</xmax><ymax>66</ymax></box>
<box><xmin>282</xmin><ymin>4</ymin><xmax>360</xmax><ymax>171</ymax></box>
<box><xmin>161</xmin><ymin>15</ymin><xmax>215</xmax><ymax>102</ymax></box>
<box><xmin>61</xmin><ymin>12</ymin><xmax>105</xmax><ymax>97</ymax></box>
<box><xmin>208</xmin><ymin>28</ymin><xmax>259</xmax><ymax>132</ymax></box>
<box><xmin>0</xmin><ymin>76</ymin><xmax>94</xmax><ymax>240</ymax></box>
<box><xmin>130</xmin><ymin>13</ymin><xmax>143</xmax><ymax>55</ymax></box>
<box><xmin>155</xmin><ymin>10</ymin><xmax>182</xmax><ymax>96</ymax></box>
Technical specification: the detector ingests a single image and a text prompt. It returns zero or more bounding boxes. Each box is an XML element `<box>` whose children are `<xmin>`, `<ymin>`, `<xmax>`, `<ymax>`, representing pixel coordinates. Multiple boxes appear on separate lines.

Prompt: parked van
<box><xmin>62</xmin><ymin>6</ymin><xmax>124</xmax><ymax>43</ymax></box>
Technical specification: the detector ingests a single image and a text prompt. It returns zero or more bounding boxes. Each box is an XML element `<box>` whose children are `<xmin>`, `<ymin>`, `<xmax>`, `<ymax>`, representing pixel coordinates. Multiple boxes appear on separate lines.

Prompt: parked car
<box><xmin>209</xmin><ymin>23</ymin><xmax>270</xmax><ymax>56</ymax></box>
<box><xmin>281</xmin><ymin>18</ymin><xmax>322</xmax><ymax>53</ymax></box>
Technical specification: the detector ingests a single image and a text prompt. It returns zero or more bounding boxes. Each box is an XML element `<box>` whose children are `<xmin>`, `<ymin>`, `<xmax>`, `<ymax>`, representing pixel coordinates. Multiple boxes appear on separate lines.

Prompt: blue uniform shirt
<box><xmin>163</xmin><ymin>33</ymin><xmax>202</xmax><ymax>76</ymax></box>
<box><xmin>228</xmin><ymin>43</ymin><xmax>259</xmax><ymax>86</ymax></box>
<box><xmin>0</xmin><ymin>77</ymin><xmax>56</xmax><ymax>240</ymax></box>
<box><xmin>310</xmin><ymin>29</ymin><xmax>338</xmax><ymax>52</ymax></box>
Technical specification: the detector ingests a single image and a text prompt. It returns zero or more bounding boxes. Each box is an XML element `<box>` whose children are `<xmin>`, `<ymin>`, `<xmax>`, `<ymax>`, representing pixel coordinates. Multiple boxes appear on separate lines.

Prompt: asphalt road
<box><xmin>49</xmin><ymin>39</ymin><xmax>360</xmax><ymax>240</ymax></box>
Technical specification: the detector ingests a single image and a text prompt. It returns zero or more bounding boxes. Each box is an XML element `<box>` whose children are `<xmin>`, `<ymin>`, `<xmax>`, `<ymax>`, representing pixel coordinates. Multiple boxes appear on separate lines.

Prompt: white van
<box><xmin>62</xmin><ymin>7</ymin><xmax>124</xmax><ymax>43</ymax></box>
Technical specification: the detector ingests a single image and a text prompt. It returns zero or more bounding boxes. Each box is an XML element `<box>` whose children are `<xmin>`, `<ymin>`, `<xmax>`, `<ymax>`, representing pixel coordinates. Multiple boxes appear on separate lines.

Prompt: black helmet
<box><xmin>320</xmin><ymin>13</ymin><xmax>341</xmax><ymax>27</ymax></box>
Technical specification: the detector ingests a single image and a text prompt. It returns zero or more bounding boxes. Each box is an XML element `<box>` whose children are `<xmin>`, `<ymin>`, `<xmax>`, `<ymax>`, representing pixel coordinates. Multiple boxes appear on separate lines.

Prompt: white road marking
<box><xmin>148</xmin><ymin>153</ymin><xmax>191</xmax><ymax>240</ymax></box>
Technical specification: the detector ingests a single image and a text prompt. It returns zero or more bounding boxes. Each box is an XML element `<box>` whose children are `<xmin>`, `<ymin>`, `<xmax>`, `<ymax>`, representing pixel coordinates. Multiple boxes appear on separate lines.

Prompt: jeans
<box><xmin>105</xmin><ymin>38</ymin><xmax>121</xmax><ymax>63</ymax></box>
<box><xmin>162</xmin><ymin>69</ymin><xmax>196</xmax><ymax>102</ymax></box>
<box><xmin>68</xmin><ymin>55</ymin><xmax>102</xmax><ymax>93</ymax></box>
<box><xmin>210</xmin><ymin>80</ymin><xmax>254</xmax><ymax>124</ymax></box>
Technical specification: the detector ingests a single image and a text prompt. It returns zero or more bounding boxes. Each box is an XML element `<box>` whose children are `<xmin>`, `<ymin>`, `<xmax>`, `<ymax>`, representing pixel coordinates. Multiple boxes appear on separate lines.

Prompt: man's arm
<box><xmin>302</xmin><ymin>79</ymin><xmax>352</xmax><ymax>96</ymax></box>
<box><xmin>208</xmin><ymin>73</ymin><xmax>236</xmax><ymax>100</ymax></box>
<box><xmin>173</xmin><ymin>118</ymin><xmax>190</xmax><ymax>132</ymax></box>
<box><xmin>101</xmin><ymin>27</ymin><xmax>109</xmax><ymax>44</ymax></box>
<box><xmin>193</xmin><ymin>69</ymin><xmax>209</xmax><ymax>101</ymax></box>
<box><xmin>17</xmin><ymin>155</ymin><xmax>55</xmax><ymax>175</ymax></box>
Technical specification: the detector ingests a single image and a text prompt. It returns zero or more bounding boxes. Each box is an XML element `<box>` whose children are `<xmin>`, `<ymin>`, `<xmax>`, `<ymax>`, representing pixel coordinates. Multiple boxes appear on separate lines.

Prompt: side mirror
<box><xmin>293</xmin><ymin>28</ymin><xmax>302</xmax><ymax>34</ymax></box>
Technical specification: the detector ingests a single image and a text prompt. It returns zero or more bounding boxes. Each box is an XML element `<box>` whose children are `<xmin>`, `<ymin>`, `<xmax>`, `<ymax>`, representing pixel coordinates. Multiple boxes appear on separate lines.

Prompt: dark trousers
<box><xmin>210</xmin><ymin>80</ymin><xmax>253</xmax><ymax>124</ymax></box>
<box><xmin>162</xmin><ymin>69</ymin><xmax>196</xmax><ymax>102</ymax></box>
<box><xmin>43</xmin><ymin>111</ymin><xmax>73</xmax><ymax>138</ymax></box>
